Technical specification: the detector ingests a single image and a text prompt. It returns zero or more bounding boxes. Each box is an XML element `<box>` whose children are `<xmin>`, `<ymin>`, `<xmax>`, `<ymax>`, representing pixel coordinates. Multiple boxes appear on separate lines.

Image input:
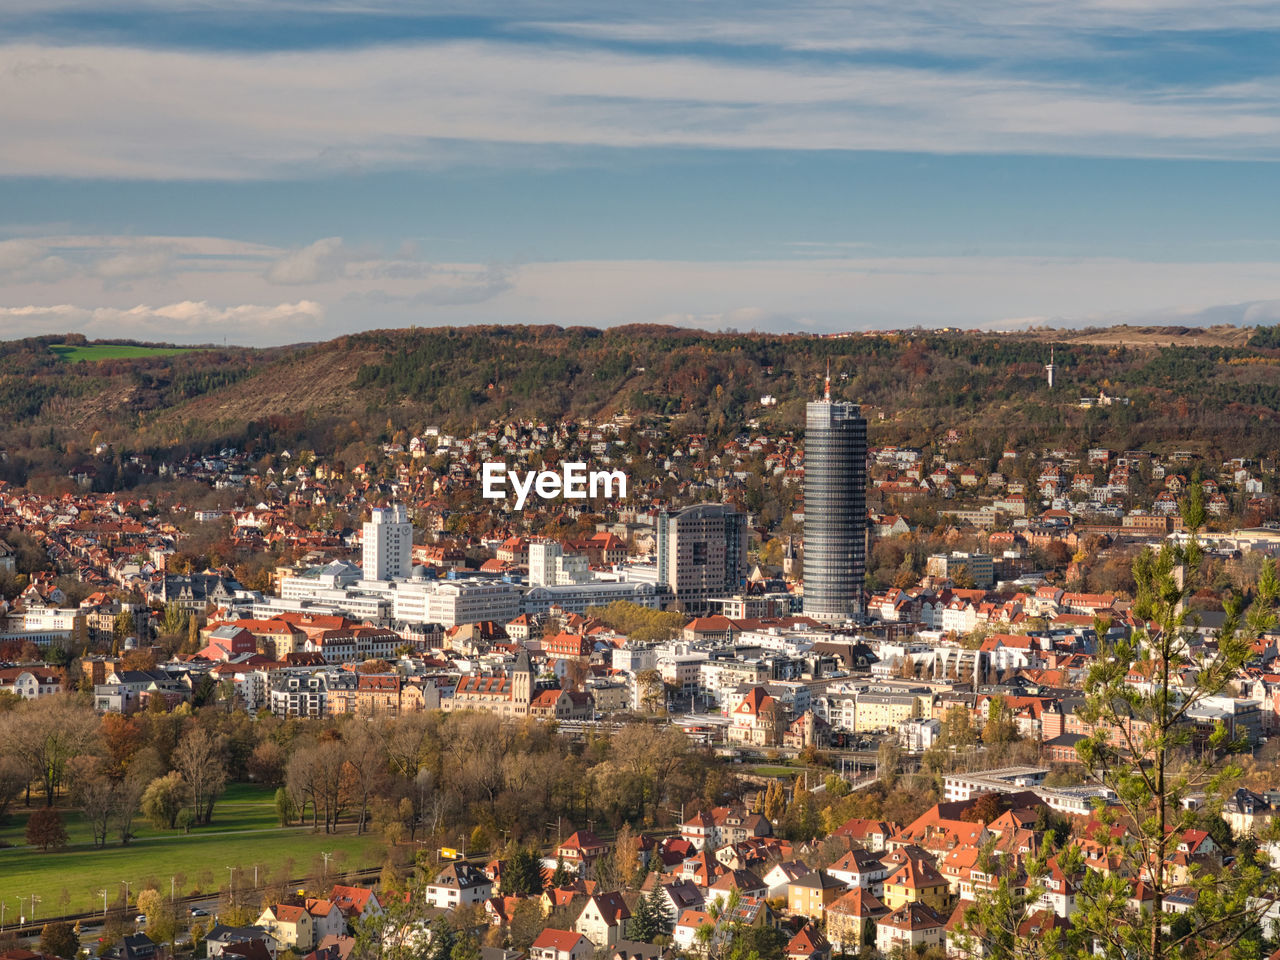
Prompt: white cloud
<box><xmin>0</xmin><ymin>239</ymin><xmax>71</xmax><ymax>282</ymax></box>
<box><xmin>344</xmin><ymin>264</ymin><xmax>515</xmax><ymax>305</ymax></box>
<box><xmin>2</xmin><ymin>33</ymin><xmax>1280</xmax><ymax>180</ymax></box>
<box><xmin>92</xmin><ymin>249</ymin><xmax>174</xmax><ymax>280</ymax></box>
<box><xmin>264</xmin><ymin>237</ymin><xmax>348</xmax><ymax>284</ymax></box>
<box><xmin>263</xmin><ymin>238</ymin><xmax>509</xmax><ymax>301</ymax></box>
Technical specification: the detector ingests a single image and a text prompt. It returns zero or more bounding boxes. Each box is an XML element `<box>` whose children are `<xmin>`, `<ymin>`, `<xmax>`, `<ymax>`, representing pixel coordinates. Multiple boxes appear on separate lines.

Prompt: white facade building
<box><xmin>362</xmin><ymin>504</ymin><xmax>413</xmax><ymax>581</ymax></box>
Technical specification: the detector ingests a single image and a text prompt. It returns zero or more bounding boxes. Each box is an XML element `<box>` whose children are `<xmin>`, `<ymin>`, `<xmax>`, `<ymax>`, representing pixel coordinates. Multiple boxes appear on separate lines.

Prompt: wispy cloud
<box><xmin>2</xmin><ymin>29</ymin><xmax>1280</xmax><ymax>180</ymax></box>
<box><xmin>264</xmin><ymin>237</ymin><xmax>348</xmax><ymax>284</ymax></box>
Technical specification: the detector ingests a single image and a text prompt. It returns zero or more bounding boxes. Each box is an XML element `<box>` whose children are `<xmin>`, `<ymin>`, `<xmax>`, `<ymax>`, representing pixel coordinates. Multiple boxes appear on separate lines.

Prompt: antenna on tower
<box><xmin>824</xmin><ymin>359</ymin><xmax>831</xmax><ymax>401</ymax></box>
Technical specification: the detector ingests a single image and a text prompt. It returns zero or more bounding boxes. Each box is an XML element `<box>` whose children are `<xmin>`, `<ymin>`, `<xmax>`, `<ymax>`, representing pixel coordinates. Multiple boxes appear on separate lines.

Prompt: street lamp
<box><xmin>99</xmin><ymin>890</ymin><xmax>108</xmax><ymax>917</ymax></box>
<box><xmin>321</xmin><ymin>851</ymin><xmax>333</xmax><ymax>879</ymax></box>
<box><xmin>29</xmin><ymin>895</ymin><xmax>40</xmax><ymax>924</ymax></box>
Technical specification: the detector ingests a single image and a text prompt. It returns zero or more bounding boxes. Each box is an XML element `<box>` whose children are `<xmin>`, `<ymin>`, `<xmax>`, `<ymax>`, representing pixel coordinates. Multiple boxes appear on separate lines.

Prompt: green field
<box><xmin>50</xmin><ymin>343</ymin><xmax>199</xmax><ymax>362</ymax></box>
<box><xmin>0</xmin><ymin>784</ymin><xmax>384</xmax><ymax>917</ymax></box>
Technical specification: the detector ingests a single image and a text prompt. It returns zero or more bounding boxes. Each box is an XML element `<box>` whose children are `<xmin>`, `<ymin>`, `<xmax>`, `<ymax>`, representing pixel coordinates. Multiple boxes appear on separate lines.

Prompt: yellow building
<box><xmin>881</xmin><ymin>859</ymin><xmax>950</xmax><ymax>913</ymax></box>
<box><xmin>257</xmin><ymin>903</ymin><xmax>315</xmax><ymax>951</ymax></box>
<box><xmin>787</xmin><ymin>871</ymin><xmax>848</xmax><ymax>920</ymax></box>
<box><xmin>853</xmin><ymin>692</ymin><xmax>919</xmax><ymax>733</ymax></box>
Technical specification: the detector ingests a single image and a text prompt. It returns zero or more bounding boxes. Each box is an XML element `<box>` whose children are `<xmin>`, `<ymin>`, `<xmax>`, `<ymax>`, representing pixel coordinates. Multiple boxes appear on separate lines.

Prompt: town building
<box><xmin>656</xmin><ymin>504</ymin><xmax>748</xmax><ymax>616</ymax></box>
<box><xmin>802</xmin><ymin>378</ymin><xmax>867</xmax><ymax>623</ymax></box>
<box><xmin>362</xmin><ymin>504</ymin><xmax>413</xmax><ymax>581</ymax></box>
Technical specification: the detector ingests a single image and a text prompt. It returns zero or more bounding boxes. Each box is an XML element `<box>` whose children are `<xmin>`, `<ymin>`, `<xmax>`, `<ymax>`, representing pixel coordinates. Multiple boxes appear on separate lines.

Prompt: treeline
<box><xmin>0</xmin><ymin>694</ymin><xmax>753</xmax><ymax>854</ymax></box>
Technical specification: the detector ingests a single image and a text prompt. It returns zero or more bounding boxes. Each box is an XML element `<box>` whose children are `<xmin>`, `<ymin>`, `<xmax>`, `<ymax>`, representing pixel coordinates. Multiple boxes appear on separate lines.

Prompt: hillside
<box><xmin>1023</xmin><ymin>324</ymin><xmax>1255</xmax><ymax>349</ymax></box>
<box><xmin>3</xmin><ymin>324</ymin><xmax>1280</xmax><ymax>490</ymax></box>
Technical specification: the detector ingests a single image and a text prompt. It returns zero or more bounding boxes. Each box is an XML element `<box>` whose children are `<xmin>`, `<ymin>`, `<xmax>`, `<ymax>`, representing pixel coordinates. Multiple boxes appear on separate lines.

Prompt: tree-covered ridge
<box><xmin>3</xmin><ymin>325</ymin><xmax>1280</xmax><ymax>470</ymax></box>
<box><xmin>0</xmin><ymin>335</ymin><xmax>267</xmax><ymax>429</ymax></box>
<box><xmin>342</xmin><ymin>325</ymin><xmax>1280</xmax><ymax>458</ymax></box>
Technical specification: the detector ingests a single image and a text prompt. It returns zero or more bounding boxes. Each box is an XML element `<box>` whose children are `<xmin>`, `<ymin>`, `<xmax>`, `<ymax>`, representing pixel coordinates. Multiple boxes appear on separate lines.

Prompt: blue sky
<box><xmin>2</xmin><ymin>0</ymin><xmax>1280</xmax><ymax>345</ymax></box>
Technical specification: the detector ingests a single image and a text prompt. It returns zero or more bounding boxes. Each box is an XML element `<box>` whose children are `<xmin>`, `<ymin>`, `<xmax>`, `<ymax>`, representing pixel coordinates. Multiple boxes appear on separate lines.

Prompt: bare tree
<box><xmin>313</xmin><ymin>740</ymin><xmax>348</xmax><ymax>833</ymax></box>
<box><xmin>172</xmin><ymin>726</ymin><xmax>228</xmax><ymax>825</ymax></box>
<box><xmin>286</xmin><ymin>743</ymin><xmax>323</xmax><ymax>830</ymax></box>
<box><xmin>75</xmin><ymin>771</ymin><xmax>119</xmax><ymax>848</ymax></box>
<box><xmin>0</xmin><ymin>696</ymin><xmax>99</xmax><ymax>805</ymax></box>
<box><xmin>0</xmin><ymin>755</ymin><xmax>27</xmax><ymax>820</ymax></box>
<box><xmin>342</xmin><ymin>724</ymin><xmax>386</xmax><ymax>834</ymax></box>
<box><xmin>115</xmin><ymin>770</ymin><xmax>147</xmax><ymax>844</ymax></box>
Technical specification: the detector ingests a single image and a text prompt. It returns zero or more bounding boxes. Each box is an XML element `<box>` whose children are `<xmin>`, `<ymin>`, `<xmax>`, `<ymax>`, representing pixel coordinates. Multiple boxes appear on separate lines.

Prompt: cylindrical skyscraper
<box><xmin>802</xmin><ymin>384</ymin><xmax>868</xmax><ymax>623</ymax></box>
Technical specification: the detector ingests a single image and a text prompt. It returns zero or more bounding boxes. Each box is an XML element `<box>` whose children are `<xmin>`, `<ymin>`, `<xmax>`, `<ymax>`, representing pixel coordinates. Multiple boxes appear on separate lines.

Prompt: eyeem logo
<box><xmin>482</xmin><ymin>462</ymin><xmax>627</xmax><ymax>510</ymax></box>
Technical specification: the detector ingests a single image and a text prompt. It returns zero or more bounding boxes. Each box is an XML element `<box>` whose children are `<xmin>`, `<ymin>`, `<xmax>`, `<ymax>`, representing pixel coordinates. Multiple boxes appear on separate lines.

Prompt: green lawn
<box><xmin>50</xmin><ymin>343</ymin><xmax>199</xmax><ymax>362</ymax></box>
<box><xmin>0</xmin><ymin>784</ymin><xmax>384</xmax><ymax>917</ymax></box>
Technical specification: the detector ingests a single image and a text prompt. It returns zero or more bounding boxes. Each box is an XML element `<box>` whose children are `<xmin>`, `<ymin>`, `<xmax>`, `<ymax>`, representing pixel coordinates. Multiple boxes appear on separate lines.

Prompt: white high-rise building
<box><xmin>362</xmin><ymin>504</ymin><xmax>412</xmax><ymax>581</ymax></box>
<box><xmin>528</xmin><ymin>541</ymin><xmax>591</xmax><ymax>587</ymax></box>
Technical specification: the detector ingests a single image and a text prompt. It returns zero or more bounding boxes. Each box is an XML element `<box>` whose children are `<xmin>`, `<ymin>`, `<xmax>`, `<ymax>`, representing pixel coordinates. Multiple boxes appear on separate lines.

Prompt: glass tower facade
<box><xmin>802</xmin><ymin>399</ymin><xmax>868</xmax><ymax>622</ymax></box>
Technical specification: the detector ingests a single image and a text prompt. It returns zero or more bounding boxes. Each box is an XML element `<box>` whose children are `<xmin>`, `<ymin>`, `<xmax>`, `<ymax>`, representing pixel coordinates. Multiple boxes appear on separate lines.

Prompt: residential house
<box><xmin>575</xmin><ymin>892</ymin><xmax>632</xmax><ymax>948</ymax></box>
<box><xmin>304</xmin><ymin>900</ymin><xmax>347</xmax><ymax>942</ymax></box>
<box><xmin>875</xmin><ymin>903</ymin><xmax>946</xmax><ymax>955</ymax></box>
<box><xmin>787</xmin><ymin>871</ymin><xmax>848</xmax><ymax>920</ymax></box>
<box><xmin>558</xmin><ymin>830</ymin><xmax>610</xmax><ymax>877</ymax></box>
<box><xmin>426</xmin><ymin>863</ymin><xmax>494</xmax><ymax>910</ymax></box>
<box><xmin>257</xmin><ymin>904</ymin><xmax>315</xmax><ymax>952</ymax></box>
<box><xmin>784</xmin><ymin>925</ymin><xmax>831</xmax><ymax>960</ymax></box>
<box><xmin>881</xmin><ymin>858</ymin><xmax>951</xmax><ymax>913</ymax></box>
<box><xmin>762</xmin><ymin>861</ymin><xmax>811</xmax><ymax>898</ymax></box>
<box><xmin>706</xmin><ymin>869</ymin><xmax>767</xmax><ymax>908</ymax></box>
<box><xmin>827</xmin><ymin>849</ymin><xmax>889</xmax><ymax>898</ymax></box>
<box><xmin>328</xmin><ymin>886</ymin><xmax>382</xmax><ymax>924</ymax></box>
<box><xmin>824</xmin><ymin>889</ymin><xmax>890</xmax><ymax>953</ymax></box>
<box><xmin>530</xmin><ymin>929</ymin><xmax>593</xmax><ymax>960</ymax></box>
<box><xmin>205</xmin><ymin>926</ymin><xmax>277</xmax><ymax>960</ymax></box>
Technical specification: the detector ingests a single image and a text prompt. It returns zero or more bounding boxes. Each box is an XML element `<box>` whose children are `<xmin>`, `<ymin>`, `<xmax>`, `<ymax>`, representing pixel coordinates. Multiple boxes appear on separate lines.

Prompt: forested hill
<box><xmin>3</xmin><ymin>324</ymin><xmax>1280</xmax><ymax>484</ymax></box>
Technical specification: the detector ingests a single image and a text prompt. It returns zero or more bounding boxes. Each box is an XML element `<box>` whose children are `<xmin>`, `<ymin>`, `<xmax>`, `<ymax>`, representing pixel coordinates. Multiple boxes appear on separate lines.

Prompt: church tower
<box><xmin>511</xmin><ymin>648</ymin><xmax>534</xmax><ymax>706</ymax></box>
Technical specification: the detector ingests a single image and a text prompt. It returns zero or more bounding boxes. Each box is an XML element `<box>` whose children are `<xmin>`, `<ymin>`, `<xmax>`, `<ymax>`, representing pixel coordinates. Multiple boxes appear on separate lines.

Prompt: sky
<box><xmin>3</xmin><ymin>1</ymin><xmax>1280</xmax><ymax>345</ymax></box>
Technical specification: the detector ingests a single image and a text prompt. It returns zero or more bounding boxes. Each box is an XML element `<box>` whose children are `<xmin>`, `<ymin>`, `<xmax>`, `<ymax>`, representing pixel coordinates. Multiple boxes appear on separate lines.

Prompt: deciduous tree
<box><xmin>26</xmin><ymin>806</ymin><xmax>68</xmax><ymax>851</ymax></box>
<box><xmin>172</xmin><ymin>726</ymin><xmax>227</xmax><ymax>825</ymax></box>
<box><xmin>39</xmin><ymin>921</ymin><xmax>78</xmax><ymax>959</ymax></box>
<box><xmin>141</xmin><ymin>771</ymin><xmax>190</xmax><ymax>830</ymax></box>
<box><xmin>0</xmin><ymin>695</ymin><xmax>98</xmax><ymax>805</ymax></box>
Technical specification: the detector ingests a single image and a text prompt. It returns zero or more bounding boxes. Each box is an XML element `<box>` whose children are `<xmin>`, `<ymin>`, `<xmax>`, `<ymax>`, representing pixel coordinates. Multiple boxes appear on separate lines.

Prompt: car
<box><xmin>135</xmin><ymin>915</ymin><xmax>147</xmax><ymax>924</ymax></box>
<box><xmin>189</xmin><ymin>908</ymin><xmax>208</xmax><ymax>917</ymax></box>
